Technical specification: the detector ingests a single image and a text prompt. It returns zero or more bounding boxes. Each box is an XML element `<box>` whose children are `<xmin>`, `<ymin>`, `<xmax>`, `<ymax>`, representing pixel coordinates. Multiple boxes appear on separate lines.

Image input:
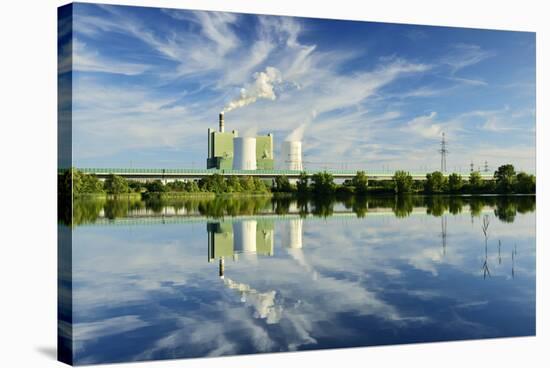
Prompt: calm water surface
<box><xmin>62</xmin><ymin>195</ymin><xmax>535</xmax><ymax>365</ymax></box>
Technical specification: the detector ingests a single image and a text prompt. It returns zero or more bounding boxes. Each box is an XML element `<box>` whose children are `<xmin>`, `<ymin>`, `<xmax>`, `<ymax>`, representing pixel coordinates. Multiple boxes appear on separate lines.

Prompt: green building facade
<box><xmin>207</xmin><ymin>128</ymin><xmax>238</xmax><ymax>169</ymax></box>
<box><xmin>256</xmin><ymin>134</ymin><xmax>274</xmax><ymax>170</ymax></box>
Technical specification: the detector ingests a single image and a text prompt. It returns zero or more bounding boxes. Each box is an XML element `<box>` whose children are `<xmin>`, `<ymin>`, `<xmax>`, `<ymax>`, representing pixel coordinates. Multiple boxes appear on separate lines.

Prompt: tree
<box><xmin>274</xmin><ymin>175</ymin><xmax>293</xmax><ymax>192</ymax></box>
<box><xmin>199</xmin><ymin>174</ymin><xmax>227</xmax><ymax>193</ymax></box>
<box><xmin>469</xmin><ymin>171</ymin><xmax>483</xmax><ymax>192</ymax></box>
<box><xmin>515</xmin><ymin>172</ymin><xmax>535</xmax><ymax>193</ymax></box>
<box><xmin>352</xmin><ymin>171</ymin><xmax>369</xmax><ymax>194</ymax></box>
<box><xmin>448</xmin><ymin>173</ymin><xmax>463</xmax><ymax>193</ymax></box>
<box><xmin>253</xmin><ymin>177</ymin><xmax>269</xmax><ymax>193</ymax></box>
<box><xmin>226</xmin><ymin>176</ymin><xmax>242</xmax><ymax>192</ymax></box>
<box><xmin>184</xmin><ymin>181</ymin><xmax>200</xmax><ymax>193</ymax></box>
<box><xmin>494</xmin><ymin>164</ymin><xmax>516</xmax><ymax>193</ymax></box>
<box><xmin>311</xmin><ymin>171</ymin><xmax>336</xmax><ymax>195</ymax></box>
<box><xmin>145</xmin><ymin>180</ymin><xmax>166</xmax><ymax>193</ymax></box>
<box><xmin>239</xmin><ymin>176</ymin><xmax>256</xmax><ymax>192</ymax></box>
<box><xmin>393</xmin><ymin>170</ymin><xmax>413</xmax><ymax>194</ymax></box>
<box><xmin>128</xmin><ymin>180</ymin><xmax>145</xmax><ymax>193</ymax></box>
<box><xmin>296</xmin><ymin>172</ymin><xmax>309</xmax><ymax>193</ymax></box>
<box><xmin>165</xmin><ymin>180</ymin><xmax>185</xmax><ymax>192</ymax></box>
<box><xmin>104</xmin><ymin>174</ymin><xmax>129</xmax><ymax>195</ymax></box>
<box><xmin>424</xmin><ymin>171</ymin><xmax>447</xmax><ymax>193</ymax></box>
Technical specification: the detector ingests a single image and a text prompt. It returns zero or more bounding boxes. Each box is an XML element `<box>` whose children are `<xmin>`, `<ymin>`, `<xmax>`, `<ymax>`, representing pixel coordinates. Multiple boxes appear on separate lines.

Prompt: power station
<box><xmin>207</xmin><ymin>112</ymin><xmax>299</xmax><ymax>171</ymax></box>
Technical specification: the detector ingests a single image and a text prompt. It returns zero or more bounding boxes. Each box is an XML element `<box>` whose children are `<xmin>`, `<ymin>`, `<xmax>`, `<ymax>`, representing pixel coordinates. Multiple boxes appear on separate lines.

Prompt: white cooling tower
<box><xmin>234</xmin><ymin>220</ymin><xmax>257</xmax><ymax>254</ymax></box>
<box><xmin>233</xmin><ymin>137</ymin><xmax>257</xmax><ymax>170</ymax></box>
<box><xmin>281</xmin><ymin>141</ymin><xmax>303</xmax><ymax>170</ymax></box>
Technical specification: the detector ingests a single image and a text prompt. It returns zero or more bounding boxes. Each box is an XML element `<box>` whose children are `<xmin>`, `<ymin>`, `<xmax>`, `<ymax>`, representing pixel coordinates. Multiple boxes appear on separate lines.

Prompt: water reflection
<box><xmin>65</xmin><ymin>195</ymin><xmax>535</xmax><ymax>226</ymax></box>
<box><xmin>66</xmin><ymin>195</ymin><xmax>535</xmax><ymax>364</ymax></box>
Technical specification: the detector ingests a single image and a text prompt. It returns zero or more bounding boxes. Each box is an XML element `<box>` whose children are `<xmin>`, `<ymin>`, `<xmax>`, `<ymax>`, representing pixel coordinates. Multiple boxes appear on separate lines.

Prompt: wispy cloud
<box><xmin>442</xmin><ymin>43</ymin><xmax>496</xmax><ymax>73</ymax></box>
<box><xmin>69</xmin><ymin>4</ymin><xmax>535</xmax><ymax>172</ymax></box>
<box><xmin>73</xmin><ymin>39</ymin><xmax>150</xmax><ymax>75</ymax></box>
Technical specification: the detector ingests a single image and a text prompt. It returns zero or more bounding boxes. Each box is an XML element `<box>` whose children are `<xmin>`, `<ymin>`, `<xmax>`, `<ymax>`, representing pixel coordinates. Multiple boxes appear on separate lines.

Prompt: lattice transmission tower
<box><xmin>438</xmin><ymin>132</ymin><xmax>449</xmax><ymax>172</ymax></box>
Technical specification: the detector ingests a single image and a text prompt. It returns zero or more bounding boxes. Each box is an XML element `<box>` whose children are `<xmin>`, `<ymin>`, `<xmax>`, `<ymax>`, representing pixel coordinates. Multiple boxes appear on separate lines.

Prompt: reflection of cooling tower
<box><xmin>282</xmin><ymin>219</ymin><xmax>303</xmax><ymax>249</ymax></box>
<box><xmin>233</xmin><ymin>137</ymin><xmax>257</xmax><ymax>170</ymax></box>
<box><xmin>233</xmin><ymin>220</ymin><xmax>257</xmax><ymax>253</ymax></box>
<box><xmin>281</xmin><ymin>141</ymin><xmax>303</xmax><ymax>170</ymax></box>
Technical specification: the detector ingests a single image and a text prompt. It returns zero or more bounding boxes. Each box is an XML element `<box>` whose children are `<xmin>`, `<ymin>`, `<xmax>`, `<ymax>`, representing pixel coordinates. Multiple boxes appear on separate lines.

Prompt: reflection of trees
<box><xmin>352</xmin><ymin>195</ymin><xmax>368</xmax><ymax>218</ymax></box>
<box><xmin>72</xmin><ymin>197</ymin><xmax>105</xmax><ymax>225</ymax></box>
<box><xmin>516</xmin><ymin>196</ymin><xmax>536</xmax><ymax>214</ymax></box>
<box><xmin>297</xmin><ymin>196</ymin><xmax>309</xmax><ymax>218</ymax></box>
<box><xmin>426</xmin><ymin>196</ymin><xmax>448</xmax><ymax>217</ymax></box>
<box><xmin>448</xmin><ymin>197</ymin><xmax>464</xmax><ymax>215</ymax></box>
<box><xmin>494</xmin><ymin>197</ymin><xmax>518</xmax><ymax>223</ymax></box>
<box><xmin>68</xmin><ymin>193</ymin><xmax>536</xmax><ymax>226</ymax></box>
<box><xmin>104</xmin><ymin>197</ymin><xmax>144</xmax><ymax>219</ymax></box>
<box><xmin>198</xmin><ymin>196</ymin><xmax>272</xmax><ymax>218</ymax></box>
<box><xmin>311</xmin><ymin>197</ymin><xmax>335</xmax><ymax>218</ymax></box>
<box><xmin>392</xmin><ymin>195</ymin><xmax>413</xmax><ymax>218</ymax></box>
<box><xmin>272</xmin><ymin>196</ymin><xmax>292</xmax><ymax>215</ymax></box>
<box><xmin>469</xmin><ymin>196</ymin><xmax>484</xmax><ymax>217</ymax></box>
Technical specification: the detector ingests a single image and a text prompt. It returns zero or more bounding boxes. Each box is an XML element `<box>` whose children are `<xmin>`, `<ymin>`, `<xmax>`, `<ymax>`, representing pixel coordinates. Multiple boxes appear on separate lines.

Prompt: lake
<box><xmin>59</xmin><ymin>195</ymin><xmax>536</xmax><ymax>365</ymax></box>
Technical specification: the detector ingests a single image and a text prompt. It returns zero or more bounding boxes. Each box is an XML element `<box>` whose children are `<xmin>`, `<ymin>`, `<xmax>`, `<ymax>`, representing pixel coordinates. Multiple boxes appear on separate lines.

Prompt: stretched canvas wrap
<box><xmin>58</xmin><ymin>2</ymin><xmax>536</xmax><ymax>366</ymax></box>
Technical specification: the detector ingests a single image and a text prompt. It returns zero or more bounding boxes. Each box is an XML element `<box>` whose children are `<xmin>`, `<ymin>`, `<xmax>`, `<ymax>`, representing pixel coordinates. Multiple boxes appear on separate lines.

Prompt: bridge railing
<box><xmin>77</xmin><ymin>167</ymin><xmax>493</xmax><ymax>178</ymax></box>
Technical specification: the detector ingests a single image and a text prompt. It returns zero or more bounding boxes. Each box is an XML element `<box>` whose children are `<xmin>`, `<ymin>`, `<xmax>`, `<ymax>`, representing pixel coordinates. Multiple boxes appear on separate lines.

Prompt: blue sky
<box><xmin>64</xmin><ymin>3</ymin><xmax>536</xmax><ymax>172</ymax></box>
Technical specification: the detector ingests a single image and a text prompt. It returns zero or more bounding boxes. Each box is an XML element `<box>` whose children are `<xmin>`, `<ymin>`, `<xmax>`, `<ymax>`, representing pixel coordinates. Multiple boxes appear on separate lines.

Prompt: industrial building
<box><xmin>207</xmin><ymin>112</ymin><xmax>274</xmax><ymax>170</ymax></box>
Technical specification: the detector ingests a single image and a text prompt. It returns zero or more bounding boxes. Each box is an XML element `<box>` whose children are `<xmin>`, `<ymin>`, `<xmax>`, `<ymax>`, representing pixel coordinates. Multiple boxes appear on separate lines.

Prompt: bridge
<box><xmin>78</xmin><ymin>167</ymin><xmax>494</xmax><ymax>181</ymax></box>
<box><xmin>78</xmin><ymin>206</ymin><xmax>496</xmax><ymax>227</ymax></box>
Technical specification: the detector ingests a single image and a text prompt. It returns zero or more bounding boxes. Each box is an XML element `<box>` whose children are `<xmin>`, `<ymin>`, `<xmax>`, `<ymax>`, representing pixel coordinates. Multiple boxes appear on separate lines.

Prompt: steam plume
<box><xmin>285</xmin><ymin>109</ymin><xmax>317</xmax><ymax>141</ymax></box>
<box><xmin>223</xmin><ymin>67</ymin><xmax>282</xmax><ymax>113</ymax></box>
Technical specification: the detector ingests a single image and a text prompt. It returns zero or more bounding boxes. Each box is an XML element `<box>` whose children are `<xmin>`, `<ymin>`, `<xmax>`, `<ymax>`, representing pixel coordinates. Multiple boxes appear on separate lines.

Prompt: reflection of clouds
<box><xmin>70</xmin><ymin>211</ymin><xmax>535</xmax><ymax>363</ymax></box>
<box><xmin>223</xmin><ymin>278</ymin><xmax>283</xmax><ymax>324</ymax></box>
<box><xmin>74</xmin><ymin>316</ymin><xmax>149</xmax><ymax>354</ymax></box>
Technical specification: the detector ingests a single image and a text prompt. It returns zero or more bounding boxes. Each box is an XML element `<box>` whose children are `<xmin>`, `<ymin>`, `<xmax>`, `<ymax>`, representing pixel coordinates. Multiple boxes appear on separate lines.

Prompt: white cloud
<box><xmin>442</xmin><ymin>43</ymin><xmax>496</xmax><ymax>73</ymax></box>
<box><xmin>73</xmin><ymin>39</ymin><xmax>150</xmax><ymax>75</ymax></box>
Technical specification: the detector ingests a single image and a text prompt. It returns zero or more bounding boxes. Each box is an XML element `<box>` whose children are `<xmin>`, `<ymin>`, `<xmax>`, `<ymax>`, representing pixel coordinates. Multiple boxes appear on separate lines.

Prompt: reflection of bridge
<box><xmin>82</xmin><ymin>206</ymin><xmax>495</xmax><ymax>226</ymax></box>
<box><xmin>78</xmin><ymin>168</ymin><xmax>494</xmax><ymax>181</ymax></box>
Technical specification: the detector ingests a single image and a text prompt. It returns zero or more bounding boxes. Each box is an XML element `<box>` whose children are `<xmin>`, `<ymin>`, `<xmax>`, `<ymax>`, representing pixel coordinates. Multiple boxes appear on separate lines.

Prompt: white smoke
<box><xmin>285</xmin><ymin>109</ymin><xmax>317</xmax><ymax>142</ymax></box>
<box><xmin>223</xmin><ymin>66</ymin><xmax>282</xmax><ymax>113</ymax></box>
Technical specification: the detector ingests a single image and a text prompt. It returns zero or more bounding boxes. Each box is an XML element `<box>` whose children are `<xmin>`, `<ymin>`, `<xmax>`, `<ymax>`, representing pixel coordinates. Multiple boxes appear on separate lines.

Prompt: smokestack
<box><xmin>219</xmin><ymin>112</ymin><xmax>225</xmax><ymax>133</ymax></box>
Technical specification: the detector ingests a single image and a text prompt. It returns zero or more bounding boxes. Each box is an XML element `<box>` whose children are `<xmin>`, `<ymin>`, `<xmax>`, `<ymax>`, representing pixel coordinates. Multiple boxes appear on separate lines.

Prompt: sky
<box><xmin>63</xmin><ymin>3</ymin><xmax>536</xmax><ymax>173</ymax></box>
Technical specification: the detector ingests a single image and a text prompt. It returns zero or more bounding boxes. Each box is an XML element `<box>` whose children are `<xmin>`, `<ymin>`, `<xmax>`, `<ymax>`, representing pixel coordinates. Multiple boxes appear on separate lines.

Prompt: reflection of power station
<box><xmin>206</xmin><ymin>218</ymin><xmax>313</xmax><ymax>323</ymax></box>
<box><xmin>207</xmin><ymin>220</ymin><xmax>274</xmax><ymax>266</ymax></box>
<box><xmin>207</xmin><ymin>219</ymin><xmax>282</xmax><ymax>324</ymax></box>
<box><xmin>207</xmin><ymin>113</ymin><xmax>274</xmax><ymax>170</ymax></box>
<box><xmin>281</xmin><ymin>218</ymin><xmax>303</xmax><ymax>249</ymax></box>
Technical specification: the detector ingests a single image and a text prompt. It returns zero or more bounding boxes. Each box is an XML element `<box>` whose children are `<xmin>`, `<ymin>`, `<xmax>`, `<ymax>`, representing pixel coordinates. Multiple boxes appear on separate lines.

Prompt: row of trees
<box><xmin>393</xmin><ymin>165</ymin><xmax>535</xmax><ymax>195</ymax></box>
<box><xmin>61</xmin><ymin>169</ymin><xmax>271</xmax><ymax>196</ymax></box>
<box><xmin>60</xmin><ymin>164</ymin><xmax>535</xmax><ymax>197</ymax></box>
<box><xmin>273</xmin><ymin>165</ymin><xmax>534</xmax><ymax>195</ymax></box>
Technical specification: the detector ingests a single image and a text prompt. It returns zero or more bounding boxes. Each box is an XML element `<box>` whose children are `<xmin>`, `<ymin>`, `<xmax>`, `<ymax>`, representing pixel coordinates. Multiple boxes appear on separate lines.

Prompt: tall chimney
<box><xmin>219</xmin><ymin>112</ymin><xmax>225</xmax><ymax>133</ymax></box>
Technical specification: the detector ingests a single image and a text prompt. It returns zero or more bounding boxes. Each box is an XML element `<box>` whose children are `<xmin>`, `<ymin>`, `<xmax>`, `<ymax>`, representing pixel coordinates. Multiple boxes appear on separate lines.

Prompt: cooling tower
<box><xmin>281</xmin><ymin>141</ymin><xmax>303</xmax><ymax>170</ymax></box>
<box><xmin>233</xmin><ymin>137</ymin><xmax>257</xmax><ymax>170</ymax></box>
<box><xmin>234</xmin><ymin>220</ymin><xmax>257</xmax><ymax>254</ymax></box>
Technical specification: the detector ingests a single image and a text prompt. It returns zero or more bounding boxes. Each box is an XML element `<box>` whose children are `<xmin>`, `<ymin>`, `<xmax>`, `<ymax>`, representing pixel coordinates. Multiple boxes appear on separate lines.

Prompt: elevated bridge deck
<box><xmin>77</xmin><ymin>168</ymin><xmax>494</xmax><ymax>181</ymax></box>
